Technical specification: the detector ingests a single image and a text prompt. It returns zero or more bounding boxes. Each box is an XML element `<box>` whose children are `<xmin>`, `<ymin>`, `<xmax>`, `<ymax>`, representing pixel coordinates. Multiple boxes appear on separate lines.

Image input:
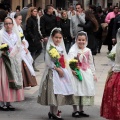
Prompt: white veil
<box><xmin>46</xmin><ymin>27</ymin><xmax>68</xmax><ymax>63</ymax></box>
<box><xmin>0</xmin><ymin>17</ymin><xmax>23</xmax><ymax>87</ymax></box>
<box><xmin>113</xmin><ymin>28</ymin><xmax>120</xmax><ymax>72</ymax></box>
<box><xmin>38</xmin><ymin>27</ymin><xmax>77</xmax><ymax>96</ymax></box>
<box><xmin>68</xmin><ymin>31</ymin><xmax>88</xmax><ymax>60</ymax></box>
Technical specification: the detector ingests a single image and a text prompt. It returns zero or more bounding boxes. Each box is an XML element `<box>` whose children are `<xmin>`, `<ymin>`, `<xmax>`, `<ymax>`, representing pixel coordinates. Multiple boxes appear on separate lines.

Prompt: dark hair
<box><xmin>14</xmin><ymin>13</ymin><xmax>22</xmax><ymax>19</ymax></box>
<box><xmin>96</xmin><ymin>8</ymin><xmax>103</xmax><ymax>14</ymax></box>
<box><xmin>113</xmin><ymin>5</ymin><xmax>119</xmax><ymax>9</ymax></box>
<box><xmin>26</xmin><ymin>3</ymin><xmax>32</xmax><ymax>8</ymax></box>
<box><xmin>45</xmin><ymin>5</ymin><xmax>53</xmax><ymax>13</ymax></box>
<box><xmin>38</xmin><ymin>7</ymin><xmax>42</xmax><ymax>11</ymax></box>
<box><xmin>85</xmin><ymin>10</ymin><xmax>98</xmax><ymax>32</ymax></box>
<box><xmin>16</xmin><ymin>5</ymin><xmax>20</xmax><ymax>11</ymax></box>
<box><xmin>57</xmin><ymin>7</ymin><xmax>61</xmax><ymax>11</ymax></box>
<box><xmin>4</xmin><ymin>17</ymin><xmax>13</xmax><ymax>24</ymax></box>
<box><xmin>0</xmin><ymin>10</ymin><xmax>7</xmax><ymax>22</ymax></box>
<box><xmin>89</xmin><ymin>5</ymin><xmax>96</xmax><ymax>13</ymax></box>
<box><xmin>76</xmin><ymin>3</ymin><xmax>83</xmax><ymax>9</ymax></box>
<box><xmin>0</xmin><ymin>3</ymin><xmax>5</xmax><ymax>10</ymax></box>
<box><xmin>51</xmin><ymin>29</ymin><xmax>62</xmax><ymax>37</ymax></box>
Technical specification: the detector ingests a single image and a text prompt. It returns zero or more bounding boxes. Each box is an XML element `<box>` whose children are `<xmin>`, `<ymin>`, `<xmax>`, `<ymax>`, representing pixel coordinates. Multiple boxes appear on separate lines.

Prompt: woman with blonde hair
<box><xmin>25</xmin><ymin>7</ymin><xmax>43</xmax><ymax>71</ymax></box>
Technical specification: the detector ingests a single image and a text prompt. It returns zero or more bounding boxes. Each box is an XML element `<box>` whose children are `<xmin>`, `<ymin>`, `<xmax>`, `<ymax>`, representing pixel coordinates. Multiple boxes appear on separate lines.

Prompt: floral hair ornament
<box><xmin>50</xmin><ymin>27</ymin><xmax>62</xmax><ymax>36</ymax></box>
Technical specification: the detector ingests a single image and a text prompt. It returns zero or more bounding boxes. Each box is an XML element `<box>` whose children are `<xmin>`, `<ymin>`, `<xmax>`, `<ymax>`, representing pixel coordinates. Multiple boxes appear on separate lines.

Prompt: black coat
<box><xmin>95</xmin><ymin>14</ymin><xmax>105</xmax><ymax>39</ymax></box>
<box><xmin>40</xmin><ymin>13</ymin><xmax>58</xmax><ymax>37</ymax></box>
<box><xmin>112</xmin><ymin>14</ymin><xmax>120</xmax><ymax>39</ymax></box>
<box><xmin>104</xmin><ymin>18</ymin><xmax>114</xmax><ymax>45</ymax></box>
<box><xmin>59</xmin><ymin>18</ymin><xmax>72</xmax><ymax>43</ymax></box>
<box><xmin>26</xmin><ymin>16</ymin><xmax>42</xmax><ymax>52</ymax></box>
<box><xmin>79</xmin><ymin>20</ymin><xmax>97</xmax><ymax>54</ymax></box>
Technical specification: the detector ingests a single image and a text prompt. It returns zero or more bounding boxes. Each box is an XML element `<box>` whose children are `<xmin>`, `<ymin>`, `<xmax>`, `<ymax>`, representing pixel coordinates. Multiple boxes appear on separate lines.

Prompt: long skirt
<box><xmin>22</xmin><ymin>61</ymin><xmax>37</xmax><ymax>87</ymax></box>
<box><xmin>101</xmin><ymin>72</ymin><xmax>120</xmax><ymax>120</ymax></box>
<box><xmin>0</xmin><ymin>58</ymin><xmax>24</xmax><ymax>102</ymax></box>
<box><xmin>73</xmin><ymin>96</ymin><xmax>94</xmax><ymax>106</ymax></box>
<box><xmin>37</xmin><ymin>69</ymin><xmax>74</xmax><ymax>106</ymax></box>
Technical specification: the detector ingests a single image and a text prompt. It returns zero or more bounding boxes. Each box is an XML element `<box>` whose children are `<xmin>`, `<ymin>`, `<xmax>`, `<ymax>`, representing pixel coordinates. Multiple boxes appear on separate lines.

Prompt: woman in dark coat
<box><xmin>26</xmin><ymin>7</ymin><xmax>43</xmax><ymax>71</ymax></box>
<box><xmin>103</xmin><ymin>18</ymin><xmax>114</xmax><ymax>53</ymax></box>
<box><xmin>78</xmin><ymin>10</ymin><xmax>99</xmax><ymax>55</ymax></box>
<box><xmin>59</xmin><ymin>10</ymin><xmax>72</xmax><ymax>53</ymax></box>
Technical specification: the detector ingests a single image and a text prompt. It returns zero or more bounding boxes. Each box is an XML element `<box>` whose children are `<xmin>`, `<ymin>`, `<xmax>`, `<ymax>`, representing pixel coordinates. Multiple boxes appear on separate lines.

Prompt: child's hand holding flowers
<box><xmin>69</xmin><ymin>59</ymin><xmax>82</xmax><ymax>81</ymax></box>
<box><xmin>48</xmin><ymin>45</ymin><xmax>64</xmax><ymax>77</ymax></box>
<box><xmin>48</xmin><ymin>45</ymin><xmax>61</xmax><ymax>67</ymax></box>
<box><xmin>54</xmin><ymin>67</ymin><xmax>64</xmax><ymax>77</ymax></box>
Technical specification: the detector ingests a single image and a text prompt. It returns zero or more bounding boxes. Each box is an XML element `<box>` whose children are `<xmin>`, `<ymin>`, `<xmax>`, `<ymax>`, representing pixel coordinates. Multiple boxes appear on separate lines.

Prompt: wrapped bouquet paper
<box><xmin>19</xmin><ymin>32</ymin><xmax>24</xmax><ymax>41</ymax></box>
<box><xmin>0</xmin><ymin>43</ymin><xmax>9</xmax><ymax>55</ymax></box>
<box><xmin>107</xmin><ymin>45</ymin><xmax>116</xmax><ymax>61</ymax></box>
<box><xmin>48</xmin><ymin>45</ymin><xmax>61</xmax><ymax>67</ymax></box>
<box><xmin>69</xmin><ymin>59</ymin><xmax>82</xmax><ymax>81</ymax></box>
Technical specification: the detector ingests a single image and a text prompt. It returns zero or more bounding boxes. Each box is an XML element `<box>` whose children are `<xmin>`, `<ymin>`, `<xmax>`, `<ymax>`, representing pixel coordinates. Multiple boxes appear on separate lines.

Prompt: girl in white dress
<box><xmin>38</xmin><ymin>28</ymin><xmax>76</xmax><ymax>120</ymax></box>
<box><xmin>14</xmin><ymin>13</ymin><xmax>37</xmax><ymax>87</ymax></box>
<box><xmin>68</xmin><ymin>31</ymin><xmax>97</xmax><ymax>118</ymax></box>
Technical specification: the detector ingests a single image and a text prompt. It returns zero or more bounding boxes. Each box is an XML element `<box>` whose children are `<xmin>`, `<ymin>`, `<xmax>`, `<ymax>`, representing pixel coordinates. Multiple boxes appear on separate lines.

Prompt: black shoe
<box><xmin>7</xmin><ymin>105</ymin><xmax>15</xmax><ymax>111</ymax></box>
<box><xmin>1</xmin><ymin>105</ymin><xmax>9</xmax><ymax>111</ymax></box>
<box><xmin>0</xmin><ymin>106</ymin><xmax>2</xmax><ymax>110</ymax></box>
<box><xmin>79</xmin><ymin>111</ymin><xmax>89</xmax><ymax>117</ymax></box>
<box><xmin>72</xmin><ymin>111</ymin><xmax>81</xmax><ymax>118</ymax></box>
<box><xmin>48</xmin><ymin>112</ymin><xmax>64</xmax><ymax>120</ymax></box>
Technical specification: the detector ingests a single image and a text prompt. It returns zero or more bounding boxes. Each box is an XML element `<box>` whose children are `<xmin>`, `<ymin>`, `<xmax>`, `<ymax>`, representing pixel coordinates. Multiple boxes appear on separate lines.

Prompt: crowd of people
<box><xmin>0</xmin><ymin>2</ymin><xmax>120</xmax><ymax>120</ymax></box>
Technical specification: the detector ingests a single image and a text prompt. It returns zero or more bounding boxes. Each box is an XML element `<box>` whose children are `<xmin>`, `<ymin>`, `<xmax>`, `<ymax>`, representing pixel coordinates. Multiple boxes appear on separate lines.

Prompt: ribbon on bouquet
<box><xmin>75</xmin><ymin>68</ymin><xmax>83</xmax><ymax>81</ymax></box>
<box><xmin>55</xmin><ymin>59</ymin><xmax>61</xmax><ymax>67</ymax></box>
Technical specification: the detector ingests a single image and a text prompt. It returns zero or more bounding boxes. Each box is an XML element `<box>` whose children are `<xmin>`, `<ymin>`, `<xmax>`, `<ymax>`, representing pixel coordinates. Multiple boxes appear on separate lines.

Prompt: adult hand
<box><xmin>72</xmin><ymin>70</ymin><xmax>76</xmax><ymax>76</ymax></box>
<box><xmin>40</xmin><ymin>39</ymin><xmax>44</xmax><ymax>42</ymax></box>
<box><xmin>44</xmin><ymin>37</ymin><xmax>48</xmax><ymax>42</ymax></box>
<box><xmin>76</xmin><ymin>12</ymin><xmax>80</xmax><ymax>16</ymax></box>
<box><xmin>71</xmin><ymin>36</ymin><xmax>75</xmax><ymax>39</ymax></box>
<box><xmin>112</xmin><ymin>38</ymin><xmax>116</xmax><ymax>44</ymax></box>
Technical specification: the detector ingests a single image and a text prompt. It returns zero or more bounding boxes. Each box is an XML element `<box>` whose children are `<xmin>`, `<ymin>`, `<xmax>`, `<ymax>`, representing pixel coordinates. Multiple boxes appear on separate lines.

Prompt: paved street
<box><xmin>0</xmin><ymin>45</ymin><xmax>110</xmax><ymax>120</ymax></box>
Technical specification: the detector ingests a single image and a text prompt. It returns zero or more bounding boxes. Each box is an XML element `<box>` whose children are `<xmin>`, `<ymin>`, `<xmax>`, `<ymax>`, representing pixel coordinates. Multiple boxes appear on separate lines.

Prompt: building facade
<box><xmin>1</xmin><ymin>0</ymin><xmax>120</xmax><ymax>11</ymax></box>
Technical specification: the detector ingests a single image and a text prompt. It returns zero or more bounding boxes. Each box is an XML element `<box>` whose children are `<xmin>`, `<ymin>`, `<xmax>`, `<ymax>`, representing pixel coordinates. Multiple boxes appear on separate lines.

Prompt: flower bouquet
<box><xmin>0</xmin><ymin>43</ymin><xmax>9</xmax><ymax>54</ymax></box>
<box><xmin>107</xmin><ymin>45</ymin><xmax>116</xmax><ymax>61</ymax></box>
<box><xmin>69</xmin><ymin>59</ymin><xmax>82</xmax><ymax>81</ymax></box>
<box><xmin>48</xmin><ymin>45</ymin><xmax>61</xmax><ymax>67</ymax></box>
<box><xmin>19</xmin><ymin>32</ymin><xmax>24</xmax><ymax>41</ymax></box>
<box><xmin>107</xmin><ymin>53</ymin><xmax>115</xmax><ymax>61</ymax></box>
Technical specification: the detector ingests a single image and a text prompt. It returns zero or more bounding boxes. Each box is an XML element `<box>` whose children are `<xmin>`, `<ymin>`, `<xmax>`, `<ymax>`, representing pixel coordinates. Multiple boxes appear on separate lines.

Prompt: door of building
<box><xmin>56</xmin><ymin>0</ymin><xmax>65</xmax><ymax>9</ymax></box>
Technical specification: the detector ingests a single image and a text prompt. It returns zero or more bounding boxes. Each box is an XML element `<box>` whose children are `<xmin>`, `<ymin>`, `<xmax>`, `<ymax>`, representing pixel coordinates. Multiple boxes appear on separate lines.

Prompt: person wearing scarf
<box><xmin>68</xmin><ymin>31</ymin><xmax>97</xmax><ymax>118</ymax></box>
<box><xmin>0</xmin><ymin>17</ymin><xmax>24</xmax><ymax>111</ymax></box>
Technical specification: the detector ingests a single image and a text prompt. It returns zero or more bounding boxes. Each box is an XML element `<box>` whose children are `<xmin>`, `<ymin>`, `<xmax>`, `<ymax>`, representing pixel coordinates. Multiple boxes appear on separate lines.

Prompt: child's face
<box><xmin>52</xmin><ymin>33</ymin><xmax>62</xmax><ymax>46</ymax></box>
<box><xmin>76</xmin><ymin>35</ymin><xmax>87</xmax><ymax>49</ymax></box>
<box><xmin>15</xmin><ymin>16</ymin><xmax>22</xmax><ymax>25</ymax></box>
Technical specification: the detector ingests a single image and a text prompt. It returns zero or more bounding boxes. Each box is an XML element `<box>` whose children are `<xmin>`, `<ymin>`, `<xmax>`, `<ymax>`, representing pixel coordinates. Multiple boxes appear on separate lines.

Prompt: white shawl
<box><xmin>38</xmin><ymin>28</ymin><xmax>77</xmax><ymax>96</ymax></box>
<box><xmin>0</xmin><ymin>18</ymin><xmax>23</xmax><ymax>86</ymax></box>
<box><xmin>18</xmin><ymin>25</ymin><xmax>35</xmax><ymax>76</ymax></box>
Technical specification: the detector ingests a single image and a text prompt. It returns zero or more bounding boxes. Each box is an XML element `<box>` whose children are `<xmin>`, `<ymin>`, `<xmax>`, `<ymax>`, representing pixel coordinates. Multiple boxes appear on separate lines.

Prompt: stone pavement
<box><xmin>0</xmin><ymin>45</ymin><xmax>111</xmax><ymax>120</ymax></box>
